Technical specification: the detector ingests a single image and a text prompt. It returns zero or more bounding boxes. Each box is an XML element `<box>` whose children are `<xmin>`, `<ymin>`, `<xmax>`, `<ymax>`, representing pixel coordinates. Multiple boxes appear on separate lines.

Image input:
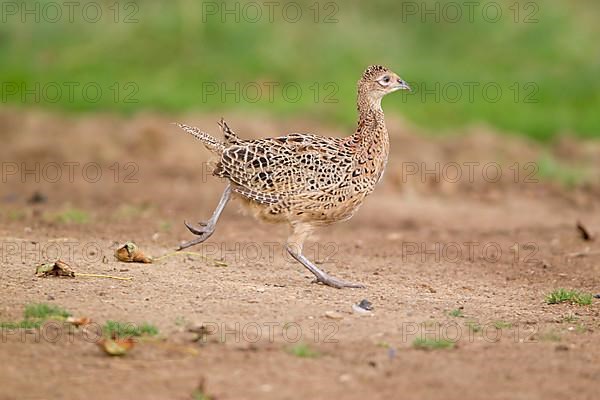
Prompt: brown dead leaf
<box><xmin>35</xmin><ymin>260</ymin><xmax>75</xmax><ymax>277</ymax></box>
<box><xmin>576</xmin><ymin>221</ymin><xmax>594</xmax><ymax>241</ymax></box>
<box><xmin>66</xmin><ymin>316</ymin><xmax>92</xmax><ymax>327</ymax></box>
<box><xmin>98</xmin><ymin>337</ymin><xmax>135</xmax><ymax>356</ymax></box>
<box><xmin>187</xmin><ymin>324</ymin><xmax>215</xmax><ymax>343</ymax></box>
<box><xmin>115</xmin><ymin>242</ymin><xmax>153</xmax><ymax>263</ymax></box>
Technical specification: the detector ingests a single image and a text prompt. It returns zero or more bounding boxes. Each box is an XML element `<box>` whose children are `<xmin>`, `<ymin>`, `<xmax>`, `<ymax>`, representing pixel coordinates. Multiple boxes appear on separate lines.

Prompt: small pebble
<box><xmin>357</xmin><ymin>299</ymin><xmax>373</xmax><ymax>311</ymax></box>
<box><xmin>352</xmin><ymin>304</ymin><xmax>372</xmax><ymax>315</ymax></box>
<box><xmin>594</xmin><ymin>294</ymin><xmax>600</xmax><ymax>299</ymax></box>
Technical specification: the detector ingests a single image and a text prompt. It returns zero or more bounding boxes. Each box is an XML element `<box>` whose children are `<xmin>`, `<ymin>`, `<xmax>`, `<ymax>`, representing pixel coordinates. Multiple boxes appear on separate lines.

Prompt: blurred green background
<box><xmin>1</xmin><ymin>0</ymin><xmax>599</xmax><ymax>140</ymax></box>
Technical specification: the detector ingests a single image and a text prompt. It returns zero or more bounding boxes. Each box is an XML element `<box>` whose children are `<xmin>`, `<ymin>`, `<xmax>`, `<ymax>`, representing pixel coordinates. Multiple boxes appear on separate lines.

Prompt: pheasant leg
<box><xmin>285</xmin><ymin>244</ymin><xmax>365</xmax><ymax>289</ymax></box>
<box><xmin>177</xmin><ymin>184</ymin><xmax>232</xmax><ymax>250</ymax></box>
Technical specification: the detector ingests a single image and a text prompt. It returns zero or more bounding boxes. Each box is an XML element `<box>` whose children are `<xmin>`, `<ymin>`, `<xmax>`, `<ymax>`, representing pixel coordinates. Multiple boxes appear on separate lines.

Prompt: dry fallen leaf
<box><xmin>34</xmin><ymin>259</ymin><xmax>132</xmax><ymax>281</ymax></box>
<box><xmin>576</xmin><ymin>221</ymin><xmax>594</xmax><ymax>241</ymax></box>
<box><xmin>66</xmin><ymin>316</ymin><xmax>92</xmax><ymax>327</ymax></box>
<box><xmin>35</xmin><ymin>260</ymin><xmax>75</xmax><ymax>277</ymax></box>
<box><xmin>98</xmin><ymin>337</ymin><xmax>135</xmax><ymax>356</ymax></box>
<box><xmin>115</xmin><ymin>242</ymin><xmax>153</xmax><ymax>263</ymax></box>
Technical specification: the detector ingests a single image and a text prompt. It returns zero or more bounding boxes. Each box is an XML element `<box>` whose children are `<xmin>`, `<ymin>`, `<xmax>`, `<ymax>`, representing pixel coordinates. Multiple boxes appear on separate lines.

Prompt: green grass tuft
<box><xmin>103</xmin><ymin>321</ymin><xmax>159</xmax><ymax>338</ymax></box>
<box><xmin>465</xmin><ymin>321</ymin><xmax>481</xmax><ymax>333</ymax></box>
<box><xmin>287</xmin><ymin>343</ymin><xmax>320</xmax><ymax>358</ymax></box>
<box><xmin>536</xmin><ymin>154</ymin><xmax>586</xmax><ymax>188</ymax></box>
<box><xmin>546</xmin><ymin>289</ymin><xmax>593</xmax><ymax>305</ymax></box>
<box><xmin>7</xmin><ymin>210</ymin><xmax>26</xmax><ymax>221</ymax></box>
<box><xmin>493</xmin><ymin>321</ymin><xmax>513</xmax><ymax>329</ymax></box>
<box><xmin>562</xmin><ymin>313</ymin><xmax>578</xmax><ymax>323</ymax></box>
<box><xmin>448</xmin><ymin>309</ymin><xmax>464</xmax><ymax>318</ymax></box>
<box><xmin>192</xmin><ymin>390</ymin><xmax>212</xmax><ymax>400</ymax></box>
<box><xmin>412</xmin><ymin>338</ymin><xmax>455</xmax><ymax>350</ymax></box>
<box><xmin>0</xmin><ymin>303</ymin><xmax>71</xmax><ymax>329</ymax></box>
<box><xmin>24</xmin><ymin>303</ymin><xmax>71</xmax><ymax>319</ymax></box>
<box><xmin>49</xmin><ymin>208</ymin><xmax>90</xmax><ymax>224</ymax></box>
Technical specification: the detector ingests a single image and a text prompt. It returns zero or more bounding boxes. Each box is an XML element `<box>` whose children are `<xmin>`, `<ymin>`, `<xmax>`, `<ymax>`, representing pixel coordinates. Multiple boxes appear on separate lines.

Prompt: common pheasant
<box><xmin>175</xmin><ymin>65</ymin><xmax>410</xmax><ymax>288</ymax></box>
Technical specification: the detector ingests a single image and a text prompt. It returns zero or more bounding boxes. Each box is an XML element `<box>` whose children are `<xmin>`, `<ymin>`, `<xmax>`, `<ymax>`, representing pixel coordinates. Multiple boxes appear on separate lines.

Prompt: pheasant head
<box><xmin>358</xmin><ymin>65</ymin><xmax>410</xmax><ymax>105</ymax></box>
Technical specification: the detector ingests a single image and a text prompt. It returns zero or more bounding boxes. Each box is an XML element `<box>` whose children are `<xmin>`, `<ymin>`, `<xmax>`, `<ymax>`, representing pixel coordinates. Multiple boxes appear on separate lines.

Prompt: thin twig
<box><xmin>567</xmin><ymin>250</ymin><xmax>600</xmax><ymax>258</ymax></box>
<box><xmin>75</xmin><ymin>273</ymin><xmax>133</xmax><ymax>281</ymax></box>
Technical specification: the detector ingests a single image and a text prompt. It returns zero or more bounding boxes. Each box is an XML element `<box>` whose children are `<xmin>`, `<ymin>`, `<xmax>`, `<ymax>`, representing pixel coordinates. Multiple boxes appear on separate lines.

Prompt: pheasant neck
<box><xmin>350</xmin><ymin>91</ymin><xmax>390</xmax><ymax>187</ymax></box>
<box><xmin>352</xmin><ymin>92</ymin><xmax>389</xmax><ymax>152</ymax></box>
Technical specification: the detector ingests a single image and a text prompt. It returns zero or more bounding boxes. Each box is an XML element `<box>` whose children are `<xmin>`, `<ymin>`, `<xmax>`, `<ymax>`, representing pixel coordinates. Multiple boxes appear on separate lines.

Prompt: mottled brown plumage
<box><xmin>175</xmin><ymin>65</ymin><xmax>410</xmax><ymax>288</ymax></box>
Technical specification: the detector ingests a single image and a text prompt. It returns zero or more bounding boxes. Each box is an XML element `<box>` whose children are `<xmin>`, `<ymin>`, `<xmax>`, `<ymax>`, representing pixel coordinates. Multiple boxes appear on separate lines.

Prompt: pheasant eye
<box><xmin>378</xmin><ymin>76</ymin><xmax>391</xmax><ymax>87</ymax></box>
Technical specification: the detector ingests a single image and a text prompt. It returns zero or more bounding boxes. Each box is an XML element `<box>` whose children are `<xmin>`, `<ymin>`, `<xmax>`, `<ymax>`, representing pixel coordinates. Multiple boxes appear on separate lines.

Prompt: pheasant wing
<box><xmin>215</xmin><ymin>134</ymin><xmax>351</xmax><ymax>204</ymax></box>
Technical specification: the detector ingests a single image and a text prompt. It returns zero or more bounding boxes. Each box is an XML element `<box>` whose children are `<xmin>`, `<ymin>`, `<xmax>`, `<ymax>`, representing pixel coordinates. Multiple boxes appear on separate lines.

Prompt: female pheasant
<box><xmin>175</xmin><ymin>65</ymin><xmax>410</xmax><ymax>288</ymax></box>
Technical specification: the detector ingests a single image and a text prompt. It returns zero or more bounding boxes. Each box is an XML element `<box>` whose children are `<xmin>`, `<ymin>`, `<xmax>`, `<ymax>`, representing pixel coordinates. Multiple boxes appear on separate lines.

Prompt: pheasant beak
<box><xmin>395</xmin><ymin>78</ymin><xmax>411</xmax><ymax>92</ymax></box>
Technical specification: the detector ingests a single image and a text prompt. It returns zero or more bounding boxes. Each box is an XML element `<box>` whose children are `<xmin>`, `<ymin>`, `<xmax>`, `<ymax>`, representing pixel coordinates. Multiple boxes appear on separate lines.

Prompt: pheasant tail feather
<box><xmin>174</xmin><ymin>123</ymin><xmax>225</xmax><ymax>154</ymax></box>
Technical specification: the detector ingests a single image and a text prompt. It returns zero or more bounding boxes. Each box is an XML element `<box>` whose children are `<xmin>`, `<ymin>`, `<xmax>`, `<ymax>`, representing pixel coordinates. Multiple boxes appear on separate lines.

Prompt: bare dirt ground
<box><xmin>1</xmin><ymin>109</ymin><xmax>599</xmax><ymax>400</ymax></box>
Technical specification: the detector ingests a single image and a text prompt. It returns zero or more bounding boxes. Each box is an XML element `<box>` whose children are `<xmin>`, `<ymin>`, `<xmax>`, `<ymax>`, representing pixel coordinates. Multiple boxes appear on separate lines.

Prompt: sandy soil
<box><xmin>0</xmin><ymin>109</ymin><xmax>599</xmax><ymax>400</ymax></box>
